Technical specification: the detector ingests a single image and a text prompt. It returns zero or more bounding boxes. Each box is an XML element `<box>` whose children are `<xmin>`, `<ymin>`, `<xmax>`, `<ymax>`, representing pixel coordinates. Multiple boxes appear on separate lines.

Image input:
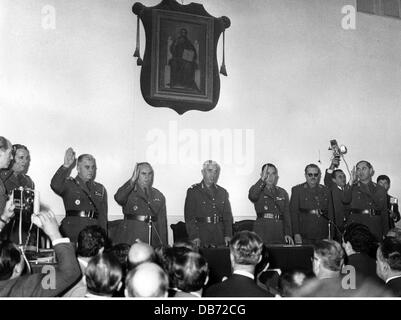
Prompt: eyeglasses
<box><xmin>307</xmin><ymin>173</ymin><xmax>319</xmax><ymax>177</ymax></box>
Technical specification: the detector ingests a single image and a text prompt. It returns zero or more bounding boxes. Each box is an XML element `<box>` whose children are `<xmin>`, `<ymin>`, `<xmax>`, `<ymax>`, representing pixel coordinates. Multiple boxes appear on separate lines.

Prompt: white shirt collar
<box><xmin>172</xmin><ymin>288</ymin><xmax>202</xmax><ymax>298</ymax></box>
<box><xmin>386</xmin><ymin>274</ymin><xmax>401</xmax><ymax>284</ymax></box>
<box><xmin>84</xmin><ymin>293</ymin><xmax>110</xmax><ymax>299</ymax></box>
<box><xmin>78</xmin><ymin>257</ymin><xmax>89</xmax><ymax>269</ymax></box>
<box><xmin>233</xmin><ymin>270</ymin><xmax>254</xmax><ymax>280</ymax></box>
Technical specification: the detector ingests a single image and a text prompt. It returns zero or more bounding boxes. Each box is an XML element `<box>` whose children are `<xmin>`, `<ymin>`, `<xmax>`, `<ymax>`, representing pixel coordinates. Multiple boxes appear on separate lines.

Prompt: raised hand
<box><xmin>63</xmin><ymin>147</ymin><xmax>76</xmax><ymax>168</ymax></box>
<box><xmin>330</xmin><ymin>157</ymin><xmax>340</xmax><ymax>170</ymax></box>
<box><xmin>261</xmin><ymin>165</ymin><xmax>268</xmax><ymax>182</ymax></box>
<box><xmin>131</xmin><ymin>163</ymin><xmax>139</xmax><ymax>184</ymax></box>
<box><xmin>33</xmin><ymin>210</ymin><xmax>62</xmax><ymax>242</ymax></box>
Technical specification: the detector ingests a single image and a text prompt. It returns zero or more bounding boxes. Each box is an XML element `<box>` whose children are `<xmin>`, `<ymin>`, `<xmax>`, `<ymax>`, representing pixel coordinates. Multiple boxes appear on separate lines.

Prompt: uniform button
<box><xmin>264</xmin><ymin>206</ymin><xmax>268</xmax><ymax>210</ymax></box>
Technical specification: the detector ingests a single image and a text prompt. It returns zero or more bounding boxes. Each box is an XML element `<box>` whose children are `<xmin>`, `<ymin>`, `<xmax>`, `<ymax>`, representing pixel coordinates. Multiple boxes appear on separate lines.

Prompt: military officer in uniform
<box><xmin>248</xmin><ymin>163</ymin><xmax>293</xmax><ymax>244</ymax></box>
<box><xmin>290</xmin><ymin>164</ymin><xmax>330</xmax><ymax>244</ymax></box>
<box><xmin>344</xmin><ymin>161</ymin><xmax>388</xmax><ymax>240</ymax></box>
<box><xmin>51</xmin><ymin>148</ymin><xmax>108</xmax><ymax>243</ymax></box>
<box><xmin>184</xmin><ymin>160</ymin><xmax>233</xmax><ymax>247</ymax></box>
<box><xmin>376</xmin><ymin>175</ymin><xmax>400</xmax><ymax>230</ymax></box>
<box><xmin>114</xmin><ymin>162</ymin><xmax>167</xmax><ymax>246</ymax></box>
<box><xmin>0</xmin><ymin>144</ymin><xmax>36</xmax><ymax>245</ymax></box>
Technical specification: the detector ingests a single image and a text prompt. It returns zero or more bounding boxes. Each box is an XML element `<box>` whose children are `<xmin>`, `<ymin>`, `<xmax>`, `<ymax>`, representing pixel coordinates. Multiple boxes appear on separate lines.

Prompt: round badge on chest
<box><xmin>75</xmin><ymin>199</ymin><xmax>80</xmax><ymax>205</ymax></box>
<box><xmin>264</xmin><ymin>205</ymin><xmax>268</xmax><ymax>210</ymax></box>
<box><xmin>133</xmin><ymin>205</ymin><xmax>138</xmax><ymax>211</ymax></box>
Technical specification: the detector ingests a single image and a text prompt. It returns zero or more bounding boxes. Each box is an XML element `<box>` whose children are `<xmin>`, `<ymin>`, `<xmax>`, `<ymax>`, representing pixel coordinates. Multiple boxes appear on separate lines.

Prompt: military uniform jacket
<box><xmin>0</xmin><ymin>170</ymin><xmax>35</xmax><ymax>194</ymax></box>
<box><xmin>114</xmin><ymin>179</ymin><xmax>168</xmax><ymax>245</ymax></box>
<box><xmin>343</xmin><ymin>181</ymin><xmax>388</xmax><ymax>238</ymax></box>
<box><xmin>290</xmin><ymin>183</ymin><xmax>330</xmax><ymax>240</ymax></box>
<box><xmin>0</xmin><ymin>178</ymin><xmax>6</xmax><ymax>216</ymax></box>
<box><xmin>248</xmin><ymin>179</ymin><xmax>292</xmax><ymax>237</ymax></box>
<box><xmin>50</xmin><ymin>165</ymin><xmax>108</xmax><ymax>230</ymax></box>
<box><xmin>184</xmin><ymin>181</ymin><xmax>233</xmax><ymax>241</ymax></box>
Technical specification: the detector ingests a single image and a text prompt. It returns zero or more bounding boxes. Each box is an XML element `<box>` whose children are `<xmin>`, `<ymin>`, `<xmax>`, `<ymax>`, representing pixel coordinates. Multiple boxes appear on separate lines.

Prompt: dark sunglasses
<box><xmin>307</xmin><ymin>173</ymin><xmax>319</xmax><ymax>177</ymax></box>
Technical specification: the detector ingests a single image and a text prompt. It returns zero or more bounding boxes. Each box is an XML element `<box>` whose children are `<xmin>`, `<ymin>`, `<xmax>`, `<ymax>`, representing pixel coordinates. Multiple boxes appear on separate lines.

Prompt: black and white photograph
<box><xmin>1</xmin><ymin>0</ymin><xmax>401</xmax><ymax>305</ymax></box>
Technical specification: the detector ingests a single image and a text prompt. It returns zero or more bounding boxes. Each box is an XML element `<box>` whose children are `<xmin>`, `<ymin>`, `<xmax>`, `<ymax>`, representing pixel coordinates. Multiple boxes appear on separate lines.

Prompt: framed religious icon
<box><xmin>133</xmin><ymin>0</ymin><xmax>230</xmax><ymax>114</ymax></box>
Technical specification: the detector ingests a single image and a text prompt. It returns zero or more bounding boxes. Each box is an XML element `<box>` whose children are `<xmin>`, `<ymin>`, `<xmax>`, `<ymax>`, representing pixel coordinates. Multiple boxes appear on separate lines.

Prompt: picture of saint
<box><xmin>167</xmin><ymin>28</ymin><xmax>200</xmax><ymax>92</ymax></box>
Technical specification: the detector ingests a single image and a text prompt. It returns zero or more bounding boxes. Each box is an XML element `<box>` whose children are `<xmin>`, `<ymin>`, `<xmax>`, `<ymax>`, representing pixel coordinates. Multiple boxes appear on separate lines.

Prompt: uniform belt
<box><xmin>350</xmin><ymin>209</ymin><xmax>380</xmax><ymax>216</ymax></box>
<box><xmin>299</xmin><ymin>209</ymin><xmax>325</xmax><ymax>216</ymax></box>
<box><xmin>66</xmin><ymin>210</ymin><xmax>98</xmax><ymax>219</ymax></box>
<box><xmin>125</xmin><ymin>215</ymin><xmax>157</xmax><ymax>222</ymax></box>
<box><xmin>257</xmin><ymin>212</ymin><xmax>282</xmax><ymax>220</ymax></box>
<box><xmin>195</xmin><ymin>215</ymin><xmax>223</xmax><ymax>224</ymax></box>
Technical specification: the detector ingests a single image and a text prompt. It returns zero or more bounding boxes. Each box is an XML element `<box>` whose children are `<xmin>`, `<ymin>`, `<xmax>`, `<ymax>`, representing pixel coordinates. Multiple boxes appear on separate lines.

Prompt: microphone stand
<box><xmin>318</xmin><ymin>210</ymin><xmax>342</xmax><ymax>241</ymax></box>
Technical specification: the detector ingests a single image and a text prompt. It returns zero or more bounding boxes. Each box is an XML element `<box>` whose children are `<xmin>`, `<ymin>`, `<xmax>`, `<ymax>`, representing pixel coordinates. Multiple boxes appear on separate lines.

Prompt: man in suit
<box><xmin>377</xmin><ymin>175</ymin><xmax>400</xmax><ymax>229</ymax></box>
<box><xmin>290</xmin><ymin>164</ymin><xmax>330</xmax><ymax>244</ymax></box>
<box><xmin>376</xmin><ymin>236</ymin><xmax>401</xmax><ymax>296</ymax></box>
<box><xmin>63</xmin><ymin>225</ymin><xmax>108</xmax><ymax>297</ymax></box>
<box><xmin>248</xmin><ymin>163</ymin><xmax>293</xmax><ymax>244</ymax></box>
<box><xmin>204</xmin><ymin>231</ymin><xmax>273</xmax><ymax>297</ymax></box>
<box><xmin>51</xmin><ymin>148</ymin><xmax>108</xmax><ymax>243</ymax></box>
<box><xmin>323</xmin><ymin>158</ymin><xmax>351</xmax><ymax>240</ymax></box>
<box><xmin>114</xmin><ymin>162</ymin><xmax>167</xmax><ymax>246</ymax></box>
<box><xmin>344</xmin><ymin>161</ymin><xmax>388</xmax><ymax>241</ymax></box>
<box><xmin>342</xmin><ymin>222</ymin><xmax>381</xmax><ymax>288</ymax></box>
<box><xmin>0</xmin><ymin>210</ymin><xmax>80</xmax><ymax>297</ymax></box>
<box><xmin>171</xmin><ymin>251</ymin><xmax>209</xmax><ymax>298</ymax></box>
<box><xmin>184</xmin><ymin>160</ymin><xmax>233</xmax><ymax>247</ymax></box>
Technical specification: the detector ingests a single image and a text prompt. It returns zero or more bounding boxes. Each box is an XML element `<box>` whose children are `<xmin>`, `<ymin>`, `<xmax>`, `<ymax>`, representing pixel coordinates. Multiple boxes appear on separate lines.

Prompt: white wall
<box><xmin>1</xmin><ymin>0</ymin><xmax>401</xmax><ymax>236</ymax></box>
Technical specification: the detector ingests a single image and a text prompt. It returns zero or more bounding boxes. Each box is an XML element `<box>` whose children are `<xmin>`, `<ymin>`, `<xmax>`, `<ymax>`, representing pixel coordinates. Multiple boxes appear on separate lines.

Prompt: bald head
<box><xmin>128</xmin><ymin>242</ymin><xmax>155</xmax><ymax>270</ymax></box>
<box><xmin>125</xmin><ymin>262</ymin><xmax>169</xmax><ymax>297</ymax></box>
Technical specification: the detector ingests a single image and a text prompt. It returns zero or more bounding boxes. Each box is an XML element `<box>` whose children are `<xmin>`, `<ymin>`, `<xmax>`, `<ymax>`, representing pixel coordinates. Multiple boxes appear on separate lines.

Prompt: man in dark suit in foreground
<box><xmin>0</xmin><ymin>210</ymin><xmax>80</xmax><ymax>297</ymax></box>
<box><xmin>204</xmin><ymin>231</ymin><xmax>273</xmax><ymax>297</ymax></box>
<box><xmin>376</xmin><ymin>236</ymin><xmax>401</xmax><ymax>296</ymax></box>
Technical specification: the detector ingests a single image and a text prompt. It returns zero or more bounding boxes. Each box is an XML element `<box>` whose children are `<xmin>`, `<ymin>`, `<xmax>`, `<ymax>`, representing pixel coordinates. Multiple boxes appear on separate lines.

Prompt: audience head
<box><xmin>0</xmin><ymin>136</ymin><xmax>13</xmax><ymax>169</ymax></box>
<box><xmin>356</xmin><ymin>160</ymin><xmax>374</xmax><ymax>184</ymax></box>
<box><xmin>128</xmin><ymin>241</ymin><xmax>156</xmax><ymax>270</ymax></box>
<box><xmin>229</xmin><ymin>231</ymin><xmax>263</xmax><ymax>270</ymax></box>
<box><xmin>76</xmin><ymin>225</ymin><xmax>108</xmax><ymax>258</ymax></box>
<box><xmin>108</xmin><ymin>243</ymin><xmax>130</xmax><ymax>275</ymax></box>
<box><xmin>312</xmin><ymin>240</ymin><xmax>344</xmax><ymax>278</ymax></box>
<box><xmin>171</xmin><ymin>251</ymin><xmax>209</xmax><ymax>293</ymax></box>
<box><xmin>278</xmin><ymin>270</ymin><xmax>307</xmax><ymax>297</ymax></box>
<box><xmin>377</xmin><ymin>175</ymin><xmax>391</xmax><ymax>192</ymax></box>
<box><xmin>77</xmin><ymin>154</ymin><xmax>96</xmax><ymax>182</ymax></box>
<box><xmin>332</xmin><ymin>169</ymin><xmax>346</xmax><ymax>188</ymax></box>
<box><xmin>125</xmin><ymin>262</ymin><xmax>169</xmax><ymax>297</ymax></box>
<box><xmin>0</xmin><ymin>241</ymin><xmax>24</xmax><ymax>281</ymax></box>
<box><xmin>173</xmin><ymin>240</ymin><xmax>199</xmax><ymax>252</ymax></box>
<box><xmin>342</xmin><ymin>223</ymin><xmax>378</xmax><ymax>257</ymax></box>
<box><xmin>84</xmin><ymin>252</ymin><xmax>123</xmax><ymax>297</ymax></box>
<box><xmin>376</xmin><ymin>237</ymin><xmax>401</xmax><ymax>281</ymax></box>
<box><xmin>387</xmin><ymin>227</ymin><xmax>401</xmax><ymax>240</ymax></box>
<box><xmin>202</xmin><ymin>160</ymin><xmax>220</xmax><ymax>187</ymax></box>
<box><xmin>304</xmin><ymin>164</ymin><xmax>321</xmax><ymax>188</ymax></box>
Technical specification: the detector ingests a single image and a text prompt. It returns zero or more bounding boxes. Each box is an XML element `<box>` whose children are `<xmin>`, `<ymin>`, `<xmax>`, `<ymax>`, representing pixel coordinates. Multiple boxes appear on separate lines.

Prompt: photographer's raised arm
<box><xmin>28</xmin><ymin>210</ymin><xmax>80</xmax><ymax>297</ymax></box>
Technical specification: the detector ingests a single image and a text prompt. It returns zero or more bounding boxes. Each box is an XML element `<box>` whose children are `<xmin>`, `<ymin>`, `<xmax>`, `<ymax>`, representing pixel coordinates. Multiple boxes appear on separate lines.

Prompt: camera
<box><xmin>329</xmin><ymin>139</ymin><xmax>347</xmax><ymax>168</ymax></box>
<box><xmin>13</xmin><ymin>187</ymin><xmax>36</xmax><ymax>221</ymax></box>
